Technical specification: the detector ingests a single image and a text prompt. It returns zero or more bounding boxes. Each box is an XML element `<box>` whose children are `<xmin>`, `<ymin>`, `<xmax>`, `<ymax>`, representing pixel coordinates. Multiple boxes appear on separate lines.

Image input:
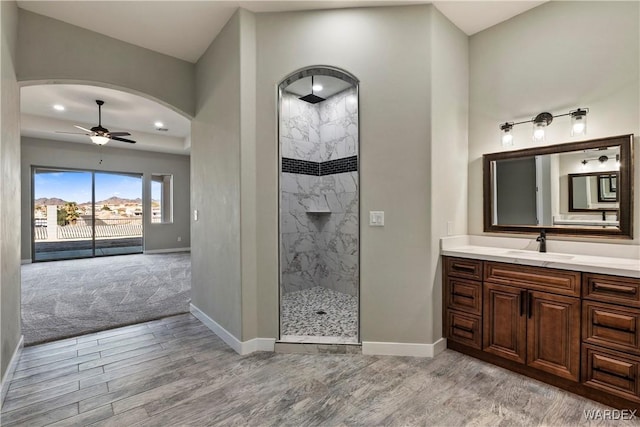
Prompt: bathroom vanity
<box><xmin>442</xmin><ymin>245</ymin><xmax>640</xmax><ymax>410</ymax></box>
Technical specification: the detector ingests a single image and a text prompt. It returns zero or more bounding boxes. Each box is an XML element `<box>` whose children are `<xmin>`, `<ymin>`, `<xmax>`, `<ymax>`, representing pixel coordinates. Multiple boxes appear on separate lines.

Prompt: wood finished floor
<box><xmin>0</xmin><ymin>313</ymin><xmax>629</xmax><ymax>426</ymax></box>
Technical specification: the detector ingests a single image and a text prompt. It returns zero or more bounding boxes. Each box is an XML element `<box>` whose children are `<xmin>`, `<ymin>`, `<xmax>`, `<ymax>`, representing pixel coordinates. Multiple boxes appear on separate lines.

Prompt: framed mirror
<box><xmin>568</xmin><ymin>172</ymin><xmax>619</xmax><ymax>211</ymax></box>
<box><xmin>483</xmin><ymin>134</ymin><xmax>634</xmax><ymax>238</ymax></box>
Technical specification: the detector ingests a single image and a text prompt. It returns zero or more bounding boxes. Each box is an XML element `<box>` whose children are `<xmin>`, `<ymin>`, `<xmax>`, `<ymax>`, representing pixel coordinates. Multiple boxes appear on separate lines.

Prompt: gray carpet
<box><xmin>21</xmin><ymin>252</ymin><xmax>190</xmax><ymax>346</ymax></box>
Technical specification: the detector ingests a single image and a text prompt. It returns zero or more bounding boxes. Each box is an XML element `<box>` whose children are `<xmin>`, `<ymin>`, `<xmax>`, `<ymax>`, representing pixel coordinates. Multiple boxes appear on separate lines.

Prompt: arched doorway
<box><xmin>278</xmin><ymin>66</ymin><xmax>360</xmax><ymax>344</ymax></box>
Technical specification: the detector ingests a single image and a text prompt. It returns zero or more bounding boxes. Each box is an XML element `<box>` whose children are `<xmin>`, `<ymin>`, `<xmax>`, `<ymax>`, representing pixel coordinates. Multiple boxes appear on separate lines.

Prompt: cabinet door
<box><xmin>483</xmin><ymin>283</ymin><xmax>526</xmax><ymax>363</ymax></box>
<box><xmin>527</xmin><ymin>291</ymin><xmax>581</xmax><ymax>381</ymax></box>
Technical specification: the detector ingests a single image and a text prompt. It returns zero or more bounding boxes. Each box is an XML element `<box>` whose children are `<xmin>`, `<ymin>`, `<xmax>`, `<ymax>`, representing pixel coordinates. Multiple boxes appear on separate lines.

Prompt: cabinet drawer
<box><xmin>583</xmin><ymin>302</ymin><xmax>640</xmax><ymax>355</ymax></box>
<box><xmin>445</xmin><ymin>257</ymin><xmax>483</xmax><ymax>281</ymax></box>
<box><xmin>582</xmin><ymin>344</ymin><xmax>640</xmax><ymax>402</ymax></box>
<box><xmin>584</xmin><ymin>274</ymin><xmax>640</xmax><ymax>308</ymax></box>
<box><xmin>446</xmin><ymin>310</ymin><xmax>481</xmax><ymax>350</ymax></box>
<box><xmin>446</xmin><ymin>277</ymin><xmax>482</xmax><ymax>315</ymax></box>
<box><xmin>485</xmin><ymin>262</ymin><xmax>581</xmax><ymax>297</ymax></box>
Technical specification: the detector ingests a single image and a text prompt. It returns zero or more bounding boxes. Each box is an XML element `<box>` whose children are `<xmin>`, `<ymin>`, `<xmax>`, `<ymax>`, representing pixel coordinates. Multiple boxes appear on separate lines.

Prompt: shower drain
<box><xmin>316</xmin><ymin>310</ymin><xmax>327</xmax><ymax>315</ymax></box>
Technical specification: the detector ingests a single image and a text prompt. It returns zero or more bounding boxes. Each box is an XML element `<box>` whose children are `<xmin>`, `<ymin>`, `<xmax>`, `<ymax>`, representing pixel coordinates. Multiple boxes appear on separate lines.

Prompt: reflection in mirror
<box><xmin>599</xmin><ymin>174</ymin><xmax>617</xmax><ymax>202</ymax></box>
<box><xmin>569</xmin><ymin>172</ymin><xmax>619</xmax><ymax>211</ymax></box>
<box><xmin>484</xmin><ymin>135</ymin><xmax>633</xmax><ymax>238</ymax></box>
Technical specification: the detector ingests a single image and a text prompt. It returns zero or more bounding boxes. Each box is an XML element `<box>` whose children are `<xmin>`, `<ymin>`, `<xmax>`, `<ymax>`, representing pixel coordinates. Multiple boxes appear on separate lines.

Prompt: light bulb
<box><xmin>312</xmin><ymin>84</ymin><xmax>323</xmax><ymax>92</ymax></box>
<box><xmin>532</xmin><ymin>112</ymin><xmax>552</xmax><ymax>143</ymax></box>
<box><xmin>53</xmin><ymin>104</ymin><xmax>65</xmax><ymax>111</ymax></box>
<box><xmin>154</xmin><ymin>121</ymin><xmax>164</xmax><ymax>128</ymax></box>
<box><xmin>572</xmin><ymin>120</ymin><xmax>585</xmax><ymax>135</ymax></box>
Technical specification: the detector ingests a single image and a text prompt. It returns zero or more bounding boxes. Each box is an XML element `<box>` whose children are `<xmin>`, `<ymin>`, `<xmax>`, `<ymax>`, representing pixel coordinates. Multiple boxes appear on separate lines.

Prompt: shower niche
<box><xmin>278</xmin><ymin>67</ymin><xmax>359</xmax><ymax>344</ymax></box>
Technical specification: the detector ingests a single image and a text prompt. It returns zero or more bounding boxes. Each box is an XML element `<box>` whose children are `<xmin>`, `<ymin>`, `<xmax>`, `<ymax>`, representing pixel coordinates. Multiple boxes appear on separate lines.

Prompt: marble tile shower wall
<box><xmin>280</xmin><ymin>88</ymin><xmax>359</xmax><ymax>297</ymax></box>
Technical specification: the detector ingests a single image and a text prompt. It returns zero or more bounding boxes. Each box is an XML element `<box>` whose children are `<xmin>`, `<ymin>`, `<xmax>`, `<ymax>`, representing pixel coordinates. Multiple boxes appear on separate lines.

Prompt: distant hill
<box><xmin>35</xmin><ymin>196</ymin><xmax>142</xmax><ymax>206</ymax></box>
<box><xmin>96</xmin><ymin>197</ymin><xmax>143</xmax><ymax>205</ymax></box>
<box><xmin>34</xmin><ymin>197</ymin><xmax>67</xmax><ymax>206</ymax></box>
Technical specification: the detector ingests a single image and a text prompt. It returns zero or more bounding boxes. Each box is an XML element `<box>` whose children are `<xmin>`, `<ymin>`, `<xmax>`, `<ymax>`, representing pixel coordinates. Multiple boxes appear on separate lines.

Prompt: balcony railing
<box><xmin>34</xmin><ymin>218</ymin><xmax>143</xmax><ymax>241</ymax></box>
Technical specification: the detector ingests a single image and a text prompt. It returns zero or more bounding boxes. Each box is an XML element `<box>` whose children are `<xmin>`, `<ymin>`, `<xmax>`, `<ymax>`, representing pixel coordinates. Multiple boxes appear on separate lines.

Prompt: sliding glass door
<box><xmin>32</xmin><ymin>167</ymin><xmax>143</xmax><ymax>262</ymax></box>
<box><xmin>94</xmin><ymin>172</ymin><xmax>143</xmax><ymax>256</ymax></box>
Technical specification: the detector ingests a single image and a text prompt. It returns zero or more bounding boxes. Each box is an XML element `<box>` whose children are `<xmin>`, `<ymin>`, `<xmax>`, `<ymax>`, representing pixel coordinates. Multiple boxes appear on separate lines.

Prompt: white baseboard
<box><xmin>144</xmin><ymin>247</ymin><xmax>190</xmax><ymax>254</ymax></box>
<box><xmin>1</xmin><ymin>335</ymin><xmax>24</xmax><ymax>406</ymax></box>
<box><xmin>21</xmin><ymin>259</ymin><xmax>31</xmax><ymax>265</ymax></box>
<box><xmin>189</xmin><ymin>304</ymin><xmax>274</xmax><ymax>355</ymax></box>
<box><xmin>362</xmin><ymin>337</ymin><xmax>446</xmax><ymax>358</ymax></box>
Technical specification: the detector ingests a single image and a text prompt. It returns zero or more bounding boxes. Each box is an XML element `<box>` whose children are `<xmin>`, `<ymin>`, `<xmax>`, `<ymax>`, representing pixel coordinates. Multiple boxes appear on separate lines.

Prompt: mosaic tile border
<box><xmin>282</xmin><ymin>155</ymin><xmax>358</xmax><ymax>176</ymax></box>
<box><xmin>282</xmin><ymin>157</ymin><xmax>319</xmax><ymax>176</ymax></box>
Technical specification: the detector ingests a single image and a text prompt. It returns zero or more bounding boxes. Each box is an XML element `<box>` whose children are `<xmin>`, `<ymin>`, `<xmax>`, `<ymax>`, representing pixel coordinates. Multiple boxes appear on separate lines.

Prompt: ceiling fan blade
<box><xmin>110</xmin><ymin>136</ymin><xmax>136</xmax><ymax>144</ymax></box>
<box><xmin>74</xmin><ymin>125</ymin><xmax>93</xmax><ymax>133</ymax></box>
<box><xmin>108</xmin><ymin>132</ymin><xmax>131</xmax><ymax>137</ymax></box>
<box><xmin>56</xmin><ymin>131</ymin><xmax>89</xmax><ymax>135</ymax></box>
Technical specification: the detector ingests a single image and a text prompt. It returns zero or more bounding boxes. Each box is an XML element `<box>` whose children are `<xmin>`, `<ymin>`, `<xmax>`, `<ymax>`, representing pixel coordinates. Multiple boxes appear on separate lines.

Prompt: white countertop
<box><xmin>441</xmin><ymin>236</ymin><xmax>640</xmax><ymax>278</ymax></box>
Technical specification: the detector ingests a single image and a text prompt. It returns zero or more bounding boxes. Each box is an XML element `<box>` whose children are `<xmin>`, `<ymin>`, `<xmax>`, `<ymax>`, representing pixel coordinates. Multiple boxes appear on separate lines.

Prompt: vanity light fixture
<box><xmin>499</xmin><ymin>107</ymin><xmax>589</xmax><ymax>146</ymax></box>
<box><xmin>580</xmin><ymin>153</ymin><xmax>619</xmax><ymax>169</ymax></box>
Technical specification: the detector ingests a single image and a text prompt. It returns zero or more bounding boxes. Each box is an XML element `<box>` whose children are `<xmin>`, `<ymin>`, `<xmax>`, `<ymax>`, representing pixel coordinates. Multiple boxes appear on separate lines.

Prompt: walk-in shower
<box><xmin>279</xmin><ymin>67</ymin><xmax>359</xmax><ymax>344</ymax></box>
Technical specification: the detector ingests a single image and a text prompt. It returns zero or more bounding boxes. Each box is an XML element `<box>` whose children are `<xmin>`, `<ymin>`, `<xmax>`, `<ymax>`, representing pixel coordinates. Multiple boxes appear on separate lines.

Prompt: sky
<box><xmin>34</xmin><ymin>170</ymin><xmax>143</xmax><ymax>203</ymax></box>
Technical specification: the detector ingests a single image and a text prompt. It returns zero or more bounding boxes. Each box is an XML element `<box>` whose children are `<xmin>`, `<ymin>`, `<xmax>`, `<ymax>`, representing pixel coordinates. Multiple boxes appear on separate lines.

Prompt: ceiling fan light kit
<box><xmin>57</xmin><ymin>99</ymin><xmax>136</xmax><ymax>145</ymax></box>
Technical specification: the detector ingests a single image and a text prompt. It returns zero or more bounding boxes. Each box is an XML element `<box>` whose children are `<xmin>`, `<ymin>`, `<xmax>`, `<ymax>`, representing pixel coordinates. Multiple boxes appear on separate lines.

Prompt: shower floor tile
<box><xmin>281</xmin><ymin>286</ymin><xmax>358</xmax><ymax>342</ymax></box>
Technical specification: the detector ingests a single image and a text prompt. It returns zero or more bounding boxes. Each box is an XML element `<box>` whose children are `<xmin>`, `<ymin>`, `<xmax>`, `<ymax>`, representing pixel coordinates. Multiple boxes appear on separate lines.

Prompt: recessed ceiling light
<box><xmin>53</xmin><ymin>104</ymin><xmax>65</xmax><ymax>111</ymax></box>
<box><xmin>154</xmin><ymin>121</ymin><xmax>164</xmax><ymax>128</ymax></box>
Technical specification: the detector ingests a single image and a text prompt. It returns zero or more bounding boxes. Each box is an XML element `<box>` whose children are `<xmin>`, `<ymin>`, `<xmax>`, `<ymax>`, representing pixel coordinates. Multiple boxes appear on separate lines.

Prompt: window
<box><xmin>151</xmin><ymin>174</ymin><xmax>173</xmax><ymax>223</ymax></box>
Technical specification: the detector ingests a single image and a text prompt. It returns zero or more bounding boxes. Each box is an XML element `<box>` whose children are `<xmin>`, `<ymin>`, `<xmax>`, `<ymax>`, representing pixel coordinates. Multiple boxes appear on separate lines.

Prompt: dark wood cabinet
<box><xmin>485</xmin><ymin>261</ymin><xmax>581</xmax><ymax>297</ymax></box>
<box><xmin>444</xmin><ymin>257</ymin><xmax>484</xmax><ymax>349</ymax></box>
<box><xmin>443</xmin><ymin>255</ymin><xmax>640</xmax><ymax>411</ymax></box>
<box><xmin>482</xmin><ymin>282</ymin><xmax>580</xmax><ymax>380</ymax></box>
<box><xmin>483</xmin><ymin>283</ymin><xmax>526</xmax><ymax>363</ymax></box>
<box><xmin>446</xmin><ymin>277</ymin><xmax>482</xmax><ymax>315</ymax></box>
<box><xmin>447</xmin><ymin>310</ymin><xmax>482</xmax><ymax>349</ymax></box>
<box><xmin>445</xmin><ymin>257</ymin><xmax>483</xmax><ymax>281</ymax></box>
<box><xmin>583</xmin><ymin>344</ymin><xmax>640</xmax><ymax>402</ymax></box>
<box><xmin>527</xmin><ymin>291</ymin><xmax>581</xmax><ymax>381</ymax></box>
<box><xmin>583</xmin><ymin>301</ymin><xmax>640</xmax><ymax>355</ymax></box>
<box><xmin>583</xmin><ymin>273</ymin><xmax>640</xmax><ymax>308</ymax></box>
<box><xmin>582</xmin><ymin>274</ymin><xmax>640</xmax><ymax>403</ymax></box>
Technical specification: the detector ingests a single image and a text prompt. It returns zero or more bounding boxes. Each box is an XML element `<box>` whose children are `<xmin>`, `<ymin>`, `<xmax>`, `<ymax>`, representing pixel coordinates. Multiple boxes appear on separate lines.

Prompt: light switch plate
<box><xmin>370</xmin><ymin>211</ymin><xmax>384</xmax><ymax>226</ymax></box>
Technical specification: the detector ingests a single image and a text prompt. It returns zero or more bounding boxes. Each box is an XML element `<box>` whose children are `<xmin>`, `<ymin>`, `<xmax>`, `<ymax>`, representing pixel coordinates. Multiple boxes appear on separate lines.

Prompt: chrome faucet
<box><xmin>536</xmin><ymin>229</ymin><xmax>547</xmax><ymax>253</ymax></box>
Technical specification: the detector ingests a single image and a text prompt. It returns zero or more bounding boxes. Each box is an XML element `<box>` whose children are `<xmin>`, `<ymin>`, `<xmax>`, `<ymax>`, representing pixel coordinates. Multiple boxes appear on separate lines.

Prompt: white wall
<box><xmin>239</xmin><ymin>9</ymin><xmax>258</xmax><ymax>341</ymax></box>
<box><xmin>16</xmin><ymin>9</ymin><xmax>195</xmax><ymax>118</ymax></box>
<box><xmin>191</xmin><ymin>10</ymin><xmax>244</xmax><ymax>340</ymax></box>
<box><xmin>1</xmin><ymin>0</ymin><xmax>22</xmax><ymax>383</ymax></box>
<box><xmin>469</xmin><ymin>1</ymin><xmax>640</xmax><ymax>244</ymax></box>
<box><xmin>20</xmin><ymin>137</ymin><xmax>191</xmax><ymax>261</ymax></box>
<box><xmin>429</xmin><ymin>7</ymin><xmax>469</xmax><ymax>343</ymax></box>
<box><xmin>255</xmin><ymin>5</ymin><xmax>437</xmax><ymax>343</ymax></box>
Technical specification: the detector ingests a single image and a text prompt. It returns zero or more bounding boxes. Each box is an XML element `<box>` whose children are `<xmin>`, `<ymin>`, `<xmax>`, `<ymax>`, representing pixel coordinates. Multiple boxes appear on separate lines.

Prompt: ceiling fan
<box><xmin>57</xmin><ymin>100</ymin><xmax>136</xmax><ymax>145</ymax></box>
